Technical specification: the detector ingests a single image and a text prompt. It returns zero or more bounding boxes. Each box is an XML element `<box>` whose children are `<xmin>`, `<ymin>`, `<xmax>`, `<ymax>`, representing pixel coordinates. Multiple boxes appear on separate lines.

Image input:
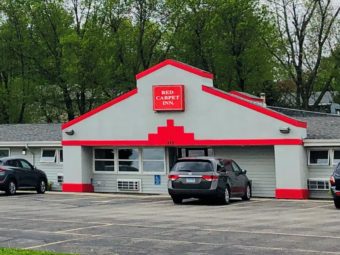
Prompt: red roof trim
<box><xmin>136</xmin><ymin>59</ymin><xmax>214</xmax><ymax>80</ymax></box>
<box><xmin>62</xmin><ymin>89</ymin><xmax>138</xmax><ymax>130</ymax></box>
<box><xmin>229</xmin><ymin>91</ymin><xmax>264</xmax><ymax>103</ymax></box>
<box><xmin>202</xmin><ymin>86</ymin><xmax>307</xmax><ymax>128</ymax></box>
<box><xmin>62</xmin><ymin>139</ymin><xmax>303</xmax><ymax>146</ymax></box>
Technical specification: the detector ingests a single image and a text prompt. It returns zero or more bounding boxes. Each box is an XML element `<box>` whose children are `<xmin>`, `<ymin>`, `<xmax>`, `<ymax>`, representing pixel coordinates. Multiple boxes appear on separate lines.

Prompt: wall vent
<box><xmin>117</xmin><ymin>179</ymin><xmax>141</xmax><ymax>192</ymax></box>
<box><xmin>307</xmin><ymin>179</ymin><xmax>330</xmax><ymax>191</ymax></box>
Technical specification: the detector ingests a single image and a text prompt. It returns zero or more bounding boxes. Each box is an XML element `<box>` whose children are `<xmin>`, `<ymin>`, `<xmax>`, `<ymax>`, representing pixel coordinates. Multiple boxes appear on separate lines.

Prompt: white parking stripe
<box><xmin>23</xmin><ymin>237</ymin><xmax>86</xmax><ymax>250</ymax></box>
<box><xmin>56</xmin><ymin>223</ymin><xmax>113</xmax><ymax>233</ymax></box>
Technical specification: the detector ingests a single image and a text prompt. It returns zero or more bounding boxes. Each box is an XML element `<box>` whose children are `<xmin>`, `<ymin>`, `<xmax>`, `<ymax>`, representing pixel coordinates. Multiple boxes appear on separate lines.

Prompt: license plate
<box><xmin>186</xmin><ymin>178</ymin><xmax>196</xmax><ymax>183</ymax></box>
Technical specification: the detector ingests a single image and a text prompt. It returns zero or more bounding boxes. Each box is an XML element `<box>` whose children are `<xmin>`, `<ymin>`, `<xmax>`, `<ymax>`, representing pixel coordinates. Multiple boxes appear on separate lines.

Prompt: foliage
<box><xmin>0</xmin><ymin>248</ymin><xmax>74</xmax><ymax>255</ymax></box>
<box><xmin>0</xmin><ymin>0</ymin><xmax>339</xmax><ymax>123</ymax></box>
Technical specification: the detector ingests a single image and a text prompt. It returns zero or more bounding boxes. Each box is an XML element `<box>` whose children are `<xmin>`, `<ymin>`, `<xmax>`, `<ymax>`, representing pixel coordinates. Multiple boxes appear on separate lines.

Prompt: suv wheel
<box><xmin>37</xmin><ymin>179</ymin><xmax>47</xmax><ymax>194</ymax></box>
<box><xmin>242</xmin><ymin>184</ymin><xmax>251</xmax><ymax>201</ymax></box>
<box><xmin>222</xmin><ymin>186</ymin><xmax>230</xmax><ymax>205</ymax></box>
<box><xmin>6</xmin><ymin>180</ymin><xmax>16</xmax><ymax>195</ymax></box>
<box><xmin>171</xmin><ymin>196</ymin><xmax>183</xmax><ymax>204</ymax></box>
<box><xmin>334</xmin><ymin>198</ymin><xmax>340</xmax><ymax>209</ymax></box>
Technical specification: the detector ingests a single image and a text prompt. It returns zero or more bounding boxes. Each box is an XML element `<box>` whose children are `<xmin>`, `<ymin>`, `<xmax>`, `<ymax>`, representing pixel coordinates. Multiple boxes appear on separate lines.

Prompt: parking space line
<box><xmin>3</xmin><ymin>225</ymin><xmax>340</xmax><ymax>254</ymax></box>
<box><xmin>0</xmin><ymin>216</ymin><xmax>108</xmax><ymax>225</ymax></box>
<box><xmin>19</xmin><ymin>231</ymin><xmax>340</xmax><ymax>254</ymax></box>
<box><xmin>23</xmin><ymin>237</ymin><xmax>87</xmax><ymax>250</ymax></box>
<box><xmin>56</xmin><ymin>223</ymin><xmax>113</xmax><ymax>233</ymax></box>
<box><xmin>1</xmin><ymin>216</ymin><xmax>340</xmax><ymax>241</ymax></box>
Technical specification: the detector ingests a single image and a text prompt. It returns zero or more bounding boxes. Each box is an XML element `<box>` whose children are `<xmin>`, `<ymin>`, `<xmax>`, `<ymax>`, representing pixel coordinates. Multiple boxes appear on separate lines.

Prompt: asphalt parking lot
<box><xmin>0</xmin><ymin>192</ymin><xmax>339</xmax><ymax>255</ymax></box>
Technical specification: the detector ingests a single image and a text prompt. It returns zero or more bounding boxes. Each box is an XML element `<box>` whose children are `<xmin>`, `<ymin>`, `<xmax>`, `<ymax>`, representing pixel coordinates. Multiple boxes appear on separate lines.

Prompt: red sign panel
<box><xmin>153</xmin><ymin>85</ymin><xmax>185</xmax><ymax>111</ymax></box>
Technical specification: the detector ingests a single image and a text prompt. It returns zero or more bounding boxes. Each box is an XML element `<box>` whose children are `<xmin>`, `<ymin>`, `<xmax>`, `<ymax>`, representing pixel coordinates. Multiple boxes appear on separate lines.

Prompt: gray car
<box><xmin>168</xmin><ymin>157</ymin><xmax>251</xmax><ymax>204</ymax></box>
<box><xmin>0</xmin><ymin>157</ymin><xmax>48</xmax><ymax>195</ymax></box>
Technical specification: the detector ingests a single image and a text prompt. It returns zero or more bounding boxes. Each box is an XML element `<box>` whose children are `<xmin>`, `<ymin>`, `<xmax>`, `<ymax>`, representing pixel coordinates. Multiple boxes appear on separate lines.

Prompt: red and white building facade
<box><xmin>61</xmin><ymin>60</ymin><xmax>320</xmax><ymax>199</ymax></box>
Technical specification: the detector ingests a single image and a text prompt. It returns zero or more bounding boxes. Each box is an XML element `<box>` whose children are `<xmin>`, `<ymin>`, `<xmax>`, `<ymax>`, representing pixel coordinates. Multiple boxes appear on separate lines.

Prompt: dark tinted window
<box><xmin>172</xmin><ymin>161</ymin><xmax>213</xmax><ymax>172</ymax></box>
<box><xmin>334</xmin><ymin>151</ymin><xmax>340</xmax><ymax>165</ymax></box>
<box><xmin>224</xmin><ymin>161</ymin><xmax>233</xmax><ymax>171</ymax></box>
<box><xmin>309</xmin><ymin>151</ymin><xmax>328</xmax><ymax>164</ymax></box>
<box><xmin>95</xmin><ymin>149</ymin><xmax>114</xmax><ymax>159</ymax></box>
<box><xmin>6</xmin><ymin>160</ymin><xmax>21</xmax><ymax>167</ymax></box>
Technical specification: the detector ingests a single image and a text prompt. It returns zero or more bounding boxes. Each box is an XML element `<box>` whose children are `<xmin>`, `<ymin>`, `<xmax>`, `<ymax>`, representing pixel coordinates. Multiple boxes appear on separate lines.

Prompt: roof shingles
<box><xmin>0</xmin><ymin>124</ymin><xmax>61</xmax><ymax>142</ymax></box>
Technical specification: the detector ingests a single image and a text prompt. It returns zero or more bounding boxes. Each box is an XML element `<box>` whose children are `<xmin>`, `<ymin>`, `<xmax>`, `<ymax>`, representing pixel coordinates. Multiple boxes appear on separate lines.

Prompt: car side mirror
<box><xmin>242</xmin><ymin>169</ymin><xmax>247</xmax><ymax>175</ymax></box>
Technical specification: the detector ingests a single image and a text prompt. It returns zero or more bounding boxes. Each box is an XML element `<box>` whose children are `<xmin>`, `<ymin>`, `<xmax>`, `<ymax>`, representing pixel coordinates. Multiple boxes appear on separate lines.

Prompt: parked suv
<box><xmin>168</xmin><ymin>157</ymin><xmax>251</xmax><ymax>204</ymax></box>
<box><xmin>330</xmin><ymin>162</ymin><xmax>340</xmax><ymax>208</ymax></box>
<box><xmin>0</xmin><ymin>157</ymin><xmax>48</xmax><ymax>195</ymax></box>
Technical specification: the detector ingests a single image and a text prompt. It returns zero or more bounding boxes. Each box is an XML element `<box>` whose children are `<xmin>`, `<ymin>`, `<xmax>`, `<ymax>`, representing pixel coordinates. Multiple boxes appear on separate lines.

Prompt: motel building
<box><xmin>53</xmin><ymin>59</ymin><xmax>340</xmax><ymax>199</ymax></box>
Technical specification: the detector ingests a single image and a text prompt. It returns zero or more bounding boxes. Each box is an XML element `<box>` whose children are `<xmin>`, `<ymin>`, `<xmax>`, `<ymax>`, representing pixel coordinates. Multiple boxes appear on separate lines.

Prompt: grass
<box><xmin>0</xmin><ymin>248</ymin><xmax>75</xmax><ymax>255</ymax></box>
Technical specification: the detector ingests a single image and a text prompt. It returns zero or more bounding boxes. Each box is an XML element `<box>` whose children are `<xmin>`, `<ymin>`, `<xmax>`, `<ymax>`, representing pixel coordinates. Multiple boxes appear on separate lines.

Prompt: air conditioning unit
<box><xmin>117</xmin><ymin>179</ymin><xmax>141</xmax><ymax>192</ymax></box>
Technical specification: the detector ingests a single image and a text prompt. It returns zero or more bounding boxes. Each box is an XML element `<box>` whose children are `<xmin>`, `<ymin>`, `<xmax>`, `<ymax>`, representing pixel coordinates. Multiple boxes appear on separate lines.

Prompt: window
<box><xmin>232</xmin><ymin>161</ymin><xmax>242</xmax><ymax>173</ymax></box>
<box><xmin>171</xmin><ymin>160</ymin><xmax>213</xmax><ymax>172</ymax></box>
<box><xmin>142</xmin><ymin>148</ymin><xmax>165</xmax><ymax>173</ymax></box>
<box><xmin>20</xmin><ymin>159</ymin><xmax>32</xmax><ymax>170</ymax></box>
<box><xmin>333</xmin><ymin>150</ymin><xmax>340</xmax><ymax>165</ymax></box>
<box><xmin>6</xmin><ymin>159</ymin><xmax>21</xmax><ymax>168</ymax></box>
<box><xmin>309</xmin><ymin>150</ymin><xmax>329</xmax><ymax>165</ymax></box>
<box><xmin>224</xmin><ymin>161</ymin><xmax>233</xmax><ymax>172</ymax></box>
<box><xmin>59</xmin><ymin>150</ymin><xmax>63</xmax><ymax>163</ymax></box>
<box><xmin>118</xmin><ymin>148</ymin><xmax>139</xmax><ymax>172</ymax></box>
<box><xmin>40</xmin><ymin>149</ymin><xmax>57</xmax><ymax>163</ymax></box>
<box><xmin>0</xmin><ymin>149</ymin><xmax>9</xmax><ymax>158</ymax></box>
<box><xmin>94</xmin><ymin>149</ymin><xmax>115</xmax><ymax>172</ymax></box>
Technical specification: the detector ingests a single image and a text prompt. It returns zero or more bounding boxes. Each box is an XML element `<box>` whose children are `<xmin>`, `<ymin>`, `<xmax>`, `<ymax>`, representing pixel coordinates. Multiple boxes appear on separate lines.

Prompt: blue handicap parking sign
<box><xmin>154</xmin><ymin>175</ymin><xmax>161</xmax><ymax>185</ymax></box>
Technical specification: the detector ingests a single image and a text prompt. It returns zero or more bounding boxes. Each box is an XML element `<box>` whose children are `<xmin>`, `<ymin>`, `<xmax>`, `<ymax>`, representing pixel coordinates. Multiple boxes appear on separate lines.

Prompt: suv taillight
<box><xmin>202</xmin><ymin>175</ymin><xmax>218</xmax><ymax>181</ymax></box>
<box><xmin>168</xmin><ymin>175</ymin><xmax>180</xmax><ymax>181</ymax></box>
<box><xmin>330</xmin><ymin>176</ymin><xmax>336</xmax><ymax>185</ymax></box>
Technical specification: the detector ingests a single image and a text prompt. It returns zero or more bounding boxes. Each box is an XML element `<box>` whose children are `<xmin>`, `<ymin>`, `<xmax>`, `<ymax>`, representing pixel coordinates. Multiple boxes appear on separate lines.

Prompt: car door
<box><xmin>5</xmin><ymin>159</ymin><xmax>26</xmax><ymax>187</ymax></box>
<box><xmin>231</xmin><ymin>161</ymin><xmax>247</xmax><ymax>195</ymax></box>
<box><xmin>19</xmin><ymin>159</ymin><xmax>37</xmax><ymax>187</ymax></box>
<box><xmin>216</xmin><ymin>160</ymin><xmax>228</xmax><ymax>190</ymax></box>
<box><xmin>224</xmin><ymin>160</ymin><xmax>238</xmax><ymax>195</ymax></box>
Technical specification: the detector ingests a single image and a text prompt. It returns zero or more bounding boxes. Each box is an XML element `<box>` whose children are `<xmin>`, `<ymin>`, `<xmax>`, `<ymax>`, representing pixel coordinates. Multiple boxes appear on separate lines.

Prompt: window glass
<box><xmin>142</xmin><ymin>148</ymin><xmax>165</xmax><ymax>173</ymax></box>
<box><xmin>333</xmin><ymin>150</ymin><xmax>340</xmax><ymax>165</ymax></box>
<box><xmin>6</xmin><ymin>160</ymin><xmax>21</xmax><ymax>168</ymax></box>
<box><xmin>118</xmin><ymin>148</ymin><xmax>139</xmax><ymax>172</ymax></box>
<box><xmin>119</xmin><ymin>149</ymin><xmax>138</xmax><ymax>160</ymax></box>
<box><xmin>59</xmin><ymin>150</ymin><xmax>63</xmax><ymax>163</ymax></box>
<box><xmin>94</xmin><ymin>148</ymin><xmax>115</xmax><ymax>172</ymax></box>
<box><xmin>95</xmin><ymin>161</ymin><xmax>114</xmax><ymax>171</ymax></box>
<box><xmin>0</xmin><ymin>149</ymin><xmax>9</xmax><ymax>158</ymax></box>
<box><xmin>232</xmin><ymin>162</ymin><xmax>242</xmax><ymax>173</ymax></box>
<box><xmin>335</xmin><ymin>163</ymin><xmax>340</xmax><ymax>175</ymax></box>
<box><xmin>20</xmin><ymin>160</ymin><xmax>32</xmax><ymax>170</ymax></box>
<box><xmin>119</xmin><ymin>161</ymin><xmax>139</xmax><ymax>172</ymax></box>
<box><xmin>95</xmin><ymin>149</ymin><xmax>114</xmax><ymax>159</ymax></box>
<box><xmin>41</xmin><ymin>149</ymin><xmax>56</xmax><ymax>163</ymax></box>
<box><xmin>143</xmin><ymin>148</ymin><xmax>164</xmax><ymax>160</ymax></box>
<box><xmin>171</xmin><ymin>161</ymin><xmax>213</xmax><ymax>172</ymax></box>
<box><xmin>224</xmin><ymin>161</ymin><xmax>233</xmax><ymax>171</ymax></box>
<box><xmin>309</xmin><ymin>150</ymin><xmax>329</xmax><ymax>165</ymax></box>
<box><xmin>143</xmin><ymin>161</ymin><xmax>164</xmax><ymax>172</ymax></box>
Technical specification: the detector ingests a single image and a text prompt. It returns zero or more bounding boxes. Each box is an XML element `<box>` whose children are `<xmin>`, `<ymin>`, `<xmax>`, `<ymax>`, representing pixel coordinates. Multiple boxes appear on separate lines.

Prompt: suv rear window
<box><xmin>335</xmin><ymin>163</ymin><xmax>340</xmax><ymax>176</ymax></box>
<box><xmin>171</xmin><ymin>160</ymin><xmax>213</xmax><ymax>172</ymax></box>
